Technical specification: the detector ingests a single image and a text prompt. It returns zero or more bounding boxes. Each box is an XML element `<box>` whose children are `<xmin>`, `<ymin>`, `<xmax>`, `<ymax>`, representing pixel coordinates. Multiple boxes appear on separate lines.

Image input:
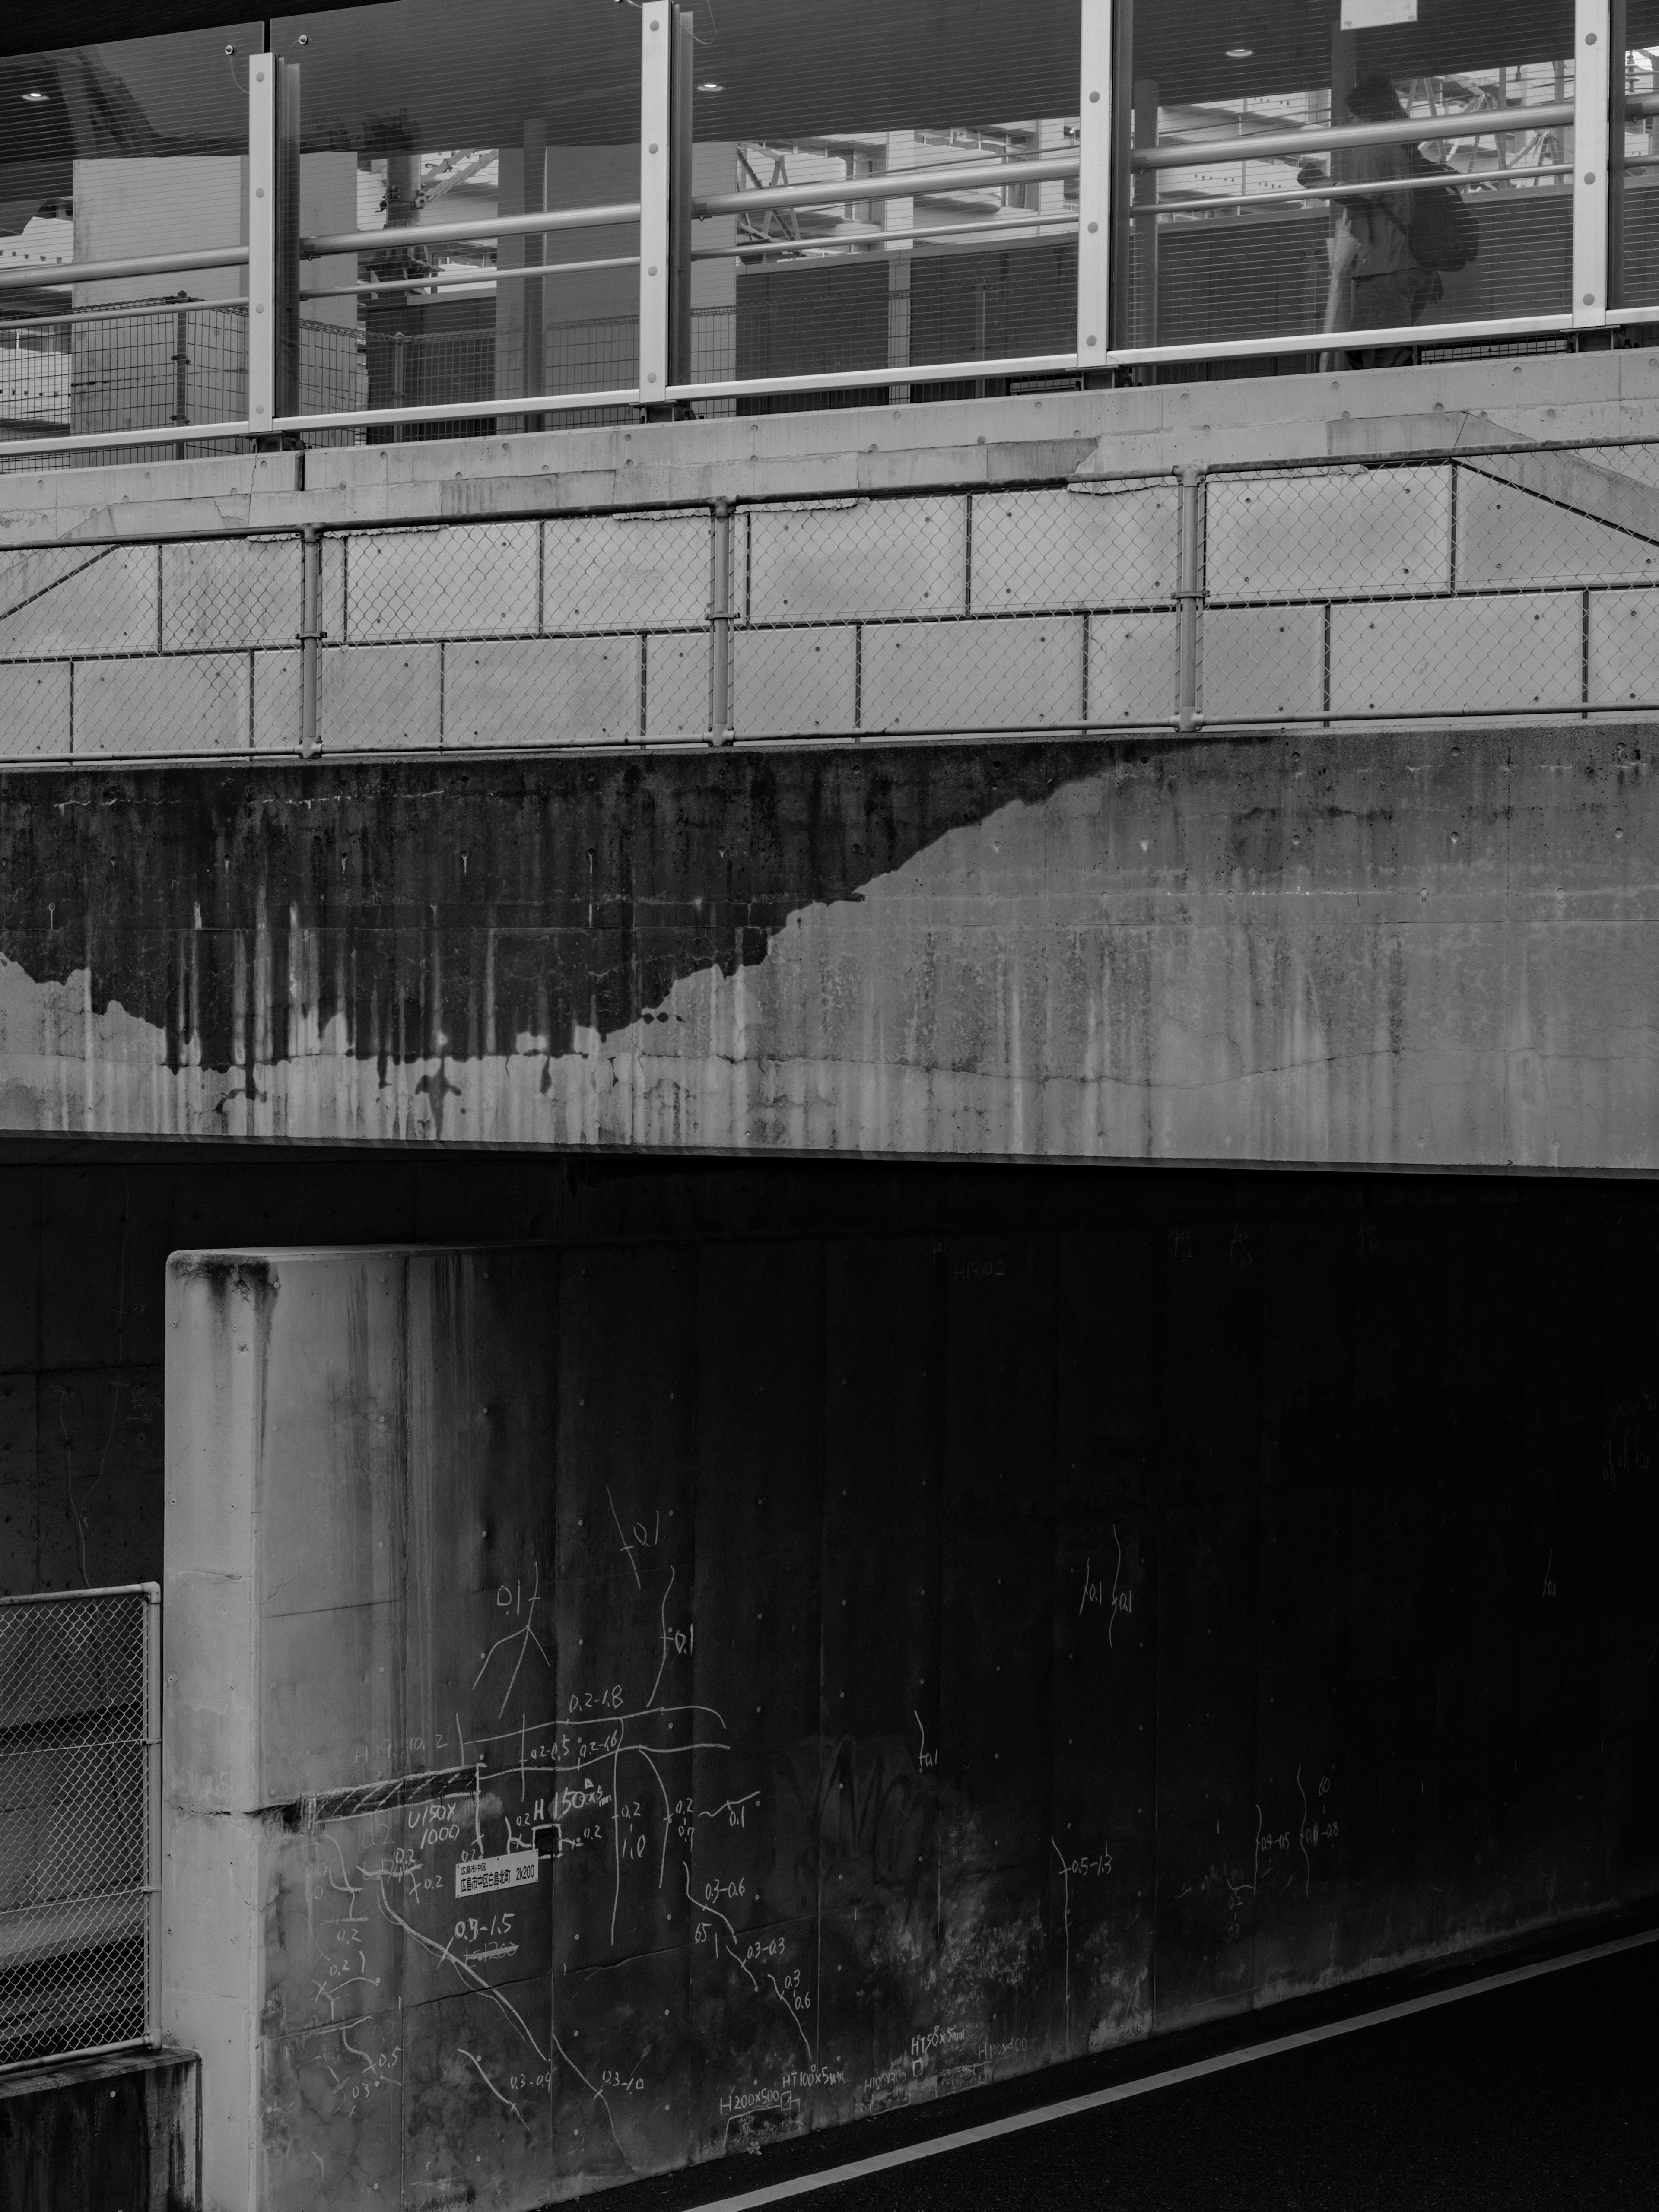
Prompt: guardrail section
<box><xmin>0</xmin><ymin>1585</ymin><xmax>160</xmax><ymax>2072</ymax></box>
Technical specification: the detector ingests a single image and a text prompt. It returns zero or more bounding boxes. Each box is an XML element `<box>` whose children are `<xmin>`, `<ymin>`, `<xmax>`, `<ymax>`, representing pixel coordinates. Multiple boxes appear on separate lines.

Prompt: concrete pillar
<box><xmin>163</xmin><ymin>1245</ymin><xmax>557</xmax><ymax>2212</ymax></box>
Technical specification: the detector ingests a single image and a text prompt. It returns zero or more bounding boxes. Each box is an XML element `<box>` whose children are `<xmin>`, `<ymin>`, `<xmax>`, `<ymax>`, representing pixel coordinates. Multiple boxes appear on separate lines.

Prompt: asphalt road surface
<box><xmin>712</xmin><ymin>1940</ymin><xmax>1659</xmax><ymax>2212</ymax></box>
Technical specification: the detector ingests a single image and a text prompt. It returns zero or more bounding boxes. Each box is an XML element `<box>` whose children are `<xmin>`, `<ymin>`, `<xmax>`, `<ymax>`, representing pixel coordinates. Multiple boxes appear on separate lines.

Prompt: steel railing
<box><xmin>0</xmin><ymin>3</ymin><xmax>1651</xmax><ymax>469</ymax></box>
<box><xmin>0</xmin><ymin>1585</ymin><xmax>160</xmax><ymax>2073</ymax></box>
<box><xmin>3</xmin><ymin>435</ymin><xmax>1659</xmax><ymax>759</ymax></box>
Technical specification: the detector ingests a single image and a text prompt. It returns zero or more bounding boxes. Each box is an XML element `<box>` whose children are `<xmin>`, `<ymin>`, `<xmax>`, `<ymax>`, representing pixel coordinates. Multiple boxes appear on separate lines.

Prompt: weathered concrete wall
<box><xmin>163</xmin><ymin>1229</ymin><xmax>1659</xmax><ymax>2212</ymax></box>
<box><xmin>0</xmin><ymin>730</ymin><xmax>1653</xmax><ymax>1170</ymax></box>
<box><xmin>0</xmin><ymin>2047</ymin><xmax>199</xmax><ymax>2212</ymax></box>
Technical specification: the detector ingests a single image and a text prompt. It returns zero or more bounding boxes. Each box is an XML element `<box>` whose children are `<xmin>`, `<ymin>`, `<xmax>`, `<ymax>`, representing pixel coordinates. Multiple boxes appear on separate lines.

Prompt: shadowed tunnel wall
<box><xmin>154</xmin><ymin>1162</ymin><xmax>1659</xmax><ymax>2212</ymax></box>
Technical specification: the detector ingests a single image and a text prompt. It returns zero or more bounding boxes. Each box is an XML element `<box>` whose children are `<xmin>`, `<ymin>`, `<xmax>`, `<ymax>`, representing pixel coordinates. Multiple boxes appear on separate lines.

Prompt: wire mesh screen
<box><xmin>0</xmin><ymin>303</ymin><xmax>363</xmax><ymax>474</ymax></box>
<box><xmin>0</xmin><ymin>533</ymin><xmax>308</xmax><ymax>760</ymax></box>
<box><xmin>729</xmin><ymin>482</ymin><xmax>1179</xmax><ymax>738</ymax></box>
<box><xmin>5</xmin><ymin>441</ymin><xmax>1659</xmax><ymax>759</ymax></box>
<box><xmin>0</xmin><ymin>1587</ymin><xmax>158</xmax><ymax>2072</ymax></box>
<box><xmin>361</xmin><ymin>309</ymin><xmax>738</xmax><ymax>437</ymax></box>
<box><xmin>1197</xmin><ymin>445</ymin><xmax>1659</xmax><ymax>724</ymax></box>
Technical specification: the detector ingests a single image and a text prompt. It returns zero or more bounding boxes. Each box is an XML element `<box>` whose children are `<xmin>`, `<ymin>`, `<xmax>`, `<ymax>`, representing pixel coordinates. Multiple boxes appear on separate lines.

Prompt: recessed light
<box><xmin>22</xmin><ymin>90</ymin><xmax>48</xmax><ymax>102</ymax></box>
<box><xmin>696</xmin><ymin>81</ymin><xmax>724</xmax><ymax>92</ymax></box>
<box><xmin>1227</xmin><ymin>46</ymin><xmax>1254</xmax><ymax>59</ymax></box>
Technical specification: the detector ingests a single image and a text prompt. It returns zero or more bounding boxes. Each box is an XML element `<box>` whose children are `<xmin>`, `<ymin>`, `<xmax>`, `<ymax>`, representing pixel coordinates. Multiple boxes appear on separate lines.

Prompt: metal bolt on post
<box><xmin>1174</xmin><ymin>464</ymin><xmax>1205</xmax><ymax>734</ymax></box>
<box><xmin>709</xmin><ymin>499</ymin><xmax>735</xmax><ymax>746</ymax></box>
<box><xmin>299</xmin><ymin>526</ymin><xmax>322</xmax><ymax>758</ymax></box>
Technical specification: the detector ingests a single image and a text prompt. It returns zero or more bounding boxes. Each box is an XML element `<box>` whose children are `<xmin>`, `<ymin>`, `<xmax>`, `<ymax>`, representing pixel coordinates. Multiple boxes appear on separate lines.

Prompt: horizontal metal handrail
<box><xmin>664</xmin><ymin>349</ymin><xmax>1079</xmax><ymax>405</ymax></box>
<box><xmin>0</xmin><ymin>244</ymin><xmax>250</xmax><ymax>296</ymax></box>
<box><xmin>0</xmin><ymin>1584</ymin><xmax>159</xmax><ymax>1606</ymax></box>
<box><xmin>699</xmin><ymin>213</ymin><xmax>1081</xmax><ymax>262</ymax></box>
<box><xmin>301</xmin><ymin>253</ymin><xmax>639</xmax><ymax>303</ymax></box>
<box><xmin>0</xmin><ymin>418</ymin><xmax>251</xmax><ymax>461</ymax></box>
<box><xmin>270</xmin><ymin>387</ymin><xmax>641</xmax><ymax>436</ymax></box>
<box><xmin>693</xmin><ymin>152</ymin><xmax>1079</xmax><ymax>220</ymax></box>
<box><xmin>302</xmin><ymin>201</ymin><xmax>642</xmax><ymax>260</ymax></box>
<box><xmin>1133</xmin><ymin>100</ymin><xmax>1578</xmax><ymax>173</ymax></box>
<box><xmin>1137</xmin><ymin>162</ymin><xmax>1573</xmax><ymax>219</ymax></box>
<box><xmin>0</xmin><ymin>299</ymin><xmax>251</xmax><ymax>333</ymax></box>
<box><xmin>1107</xmin><ymin>308</ymin><xmax>1575</xmax><ymax>368</ymax></box>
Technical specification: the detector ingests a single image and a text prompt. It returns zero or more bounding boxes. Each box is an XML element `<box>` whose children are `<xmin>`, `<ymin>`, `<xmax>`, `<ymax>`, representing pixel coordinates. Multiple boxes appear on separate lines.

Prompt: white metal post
<box><xmin>1574</xmin><ymin>0</ymin><xmax>1612</xmax><ymax>326</ymax></box>
<box><xmin>639</xmin><ymin>8</ymin><xmax>672</xmax><ymax>400</ymax></box>
<box><xmin>1077</xmin><ymin>0</ymin><xmax>1112</xmax><ymax>365</ymax></box>
<box><xmin>248</xmin><ymin>57</ymin><xmax>277</xmax><ymax>433</ymax></box>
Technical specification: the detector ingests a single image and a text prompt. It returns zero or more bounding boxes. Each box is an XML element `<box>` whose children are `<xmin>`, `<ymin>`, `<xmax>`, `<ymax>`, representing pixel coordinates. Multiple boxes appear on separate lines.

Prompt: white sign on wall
<box><xmin>1341</xmin><ymin>0</ymin><xmax>1418</xmax><ymax>26</ymax></box>
<box><xmin>455</xmin><ymin>1849</ymin><xmax>541</xmax><ymax>1898</ymax></box>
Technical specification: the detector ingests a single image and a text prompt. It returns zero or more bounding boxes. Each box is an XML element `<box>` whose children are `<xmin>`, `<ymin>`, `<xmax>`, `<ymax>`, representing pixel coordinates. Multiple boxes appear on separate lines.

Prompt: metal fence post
<box><xmin>172</xmin><ymin>305</ymin><xmax>189</xmax><ymax>463</ymax></box>
<box><xmin>274</xmin><ymin>60</ymin><xmax>303</xmax><ymax>424</ymax></box>
<box><xmin>299</xmin><ymin>526</ymin><xmax>322</xmax><ymax>758</ymax></box>
<box><xmin>248</xmin><ymin>58</ymin><xmax>277</xmax><ymax>438</ymax></box>
<box><xmin>1175</xmin><ymin>465</ymin><xmax>1205</xmax><ymax>733</ymax></box>
<box><xmin>1573</xmin><ymin>0</ymin><xmax>1612</xmax><ymax>327</ymax></box>
<box><xmin>639</xmin><ymin>8</ymin><xmax>672</xmax><ymax>406</ymax></box>
<box><xmin>143</xmin><ymin>1582</ymin><xmax>161</xmax><ymax>2049</ymax></box>
<box><xmin>1076</xmin><ymin>0</ymin><xmax>1112</xmax><ymax>372</ymax></box>
<box><xmin>710</xmin><ymin>501</ymin><xmax>734</xmax><ymax>745</ymax></box>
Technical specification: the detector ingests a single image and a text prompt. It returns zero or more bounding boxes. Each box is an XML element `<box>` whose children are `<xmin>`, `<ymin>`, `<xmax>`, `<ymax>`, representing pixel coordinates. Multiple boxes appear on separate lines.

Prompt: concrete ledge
<box><xmin>0</xmin><ymin>2047</ymin><xmax>199</xmax><ymax>2212</ymax></box>
<box><xmin>4</xmin><ymin>352</ymin><xmax>1659</xmax><ymax>547</ymax></box>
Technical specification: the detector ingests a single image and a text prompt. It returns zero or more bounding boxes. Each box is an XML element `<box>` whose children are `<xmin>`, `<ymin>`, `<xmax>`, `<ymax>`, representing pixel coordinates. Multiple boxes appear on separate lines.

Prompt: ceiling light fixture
<box><xmin>696</xmin><ymin>80</ymin><xmax>724</xmax><ymax>92</ymax></box>
<box><xmin>21</xmin><ymin>90</ymin><xmax>49</xmax><ymax>102</ymax></box>
<box><xmin>1227</xmin><ymin>46</ymin><xmax>1254</xmax><ymax>58</ymax></box>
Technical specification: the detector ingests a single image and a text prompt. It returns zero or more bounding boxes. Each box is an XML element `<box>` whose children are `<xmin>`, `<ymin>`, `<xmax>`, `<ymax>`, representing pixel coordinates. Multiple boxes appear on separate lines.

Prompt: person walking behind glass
<box><xmin>1305</xmin><ymin>76</ymin><xmax>1436</xmax><ymax>368</ymax></box>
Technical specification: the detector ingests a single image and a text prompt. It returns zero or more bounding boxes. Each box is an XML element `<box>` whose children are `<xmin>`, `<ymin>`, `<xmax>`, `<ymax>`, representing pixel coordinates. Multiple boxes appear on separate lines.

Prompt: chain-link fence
<box><xmin>0</xmin><ymin>301</ymin><xmax>363</xmax><ymax>475</ymax></box>
<box><xmin>3</xmin><ymin>438</ymin><xmax>1659</xmax><ymax>758</ymax></box>
<box><xmin>0</xmin><ymin>1586</ymin><xmax>159</xmax><ymax>2072</ymax></box>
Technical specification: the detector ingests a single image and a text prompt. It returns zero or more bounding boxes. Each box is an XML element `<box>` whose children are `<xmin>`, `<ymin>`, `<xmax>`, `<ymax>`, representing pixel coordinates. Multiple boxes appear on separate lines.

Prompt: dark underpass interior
<box><xmin>2</xmin><ymin>1146</ymin><xmax>1655</xmax><ymax>2201</ymax></box>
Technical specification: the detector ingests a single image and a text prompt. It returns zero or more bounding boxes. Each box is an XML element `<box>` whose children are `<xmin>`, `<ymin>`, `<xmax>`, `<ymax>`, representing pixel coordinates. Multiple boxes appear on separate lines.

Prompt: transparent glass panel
<box><xmin>1116</xmin><ymin>1</ymin><xmax>1577</xmax><ymax>362</ymax></box>
<box><xmin>273</xmin><ymin>0</ymin><xmax>642</xmax><ymax>438</ymax></box>
<box><xmin>1616</xmin><ymin>3</ymin><xmax>1659</xmax><ymax>307</ymax></box>
<box><xmin>0</xmin><ymin>26</ymin><xmax>259</xmax><ymax>470</ymax></box>
<box><xmin>688</xmin><ymin>0</ymin><xmax>1081</xmax><ymax>410</ymax></box>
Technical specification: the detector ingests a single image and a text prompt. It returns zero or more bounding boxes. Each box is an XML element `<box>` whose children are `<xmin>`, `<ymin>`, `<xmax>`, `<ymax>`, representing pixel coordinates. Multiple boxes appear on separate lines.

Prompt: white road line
<box><xmin>690</xmin><ymin>1926</ymin><xmax>1659</xmax><ymax>2212</ymax></box>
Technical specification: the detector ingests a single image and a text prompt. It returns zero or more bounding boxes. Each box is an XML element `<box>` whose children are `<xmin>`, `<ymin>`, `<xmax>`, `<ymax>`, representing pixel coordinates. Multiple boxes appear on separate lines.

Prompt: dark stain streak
<box><xmin>0</xmin><ymin>746</ymin><xmax>1092</xmax><ymax>1076</ymax></box>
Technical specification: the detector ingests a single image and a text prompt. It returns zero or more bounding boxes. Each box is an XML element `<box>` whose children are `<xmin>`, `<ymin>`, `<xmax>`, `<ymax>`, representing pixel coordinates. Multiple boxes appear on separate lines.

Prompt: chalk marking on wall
<box><xmin>688</xmin><ymin>1865</ymin><xmax>758</xmax><ymax>1991</ymax></box>
<box><xmin>641</xmin><ymin>1747</ymin><xmax>674</xmax><ymax>1888</ymax></box>
<box><xmin>469</xmin><ymin>1698</ymin><xmax>729</xmax><ymax>1748</ymax></box>
<box><xmin>608</xmin><ymin>1485</ymin><xmax>644</xmax><ymax>1589</ymax></box>
<box><xmin>1297</xmin><ymin>1768</ymin><xmax>1311</xmax><ymax>1899</ymax></box>
<box><xmin>458</xmin><ymin>2047</ymin><xmax>528</xmax><ymax>2134</ymax></box>
<box><xmin>1050</xmin><ymin>1836</ymin><xmax>1071</xmax><ymax>2053</ymax></box>
<box><xmin>1109</xmin><ymin>1527</ymin><xmax>1123</xmax><ymax>1648</ymax></box>
<box><xmin>767</xmin><ymin>1973</ymin><xmax>814</xmax><ymax>2063</ymax></box>
<box><xmin>686</xmin><ymin>1929</ymin><xmax>1659</xmax><ymax>2212</ymax></box>
<box><xmin>648</xmin><ymin>1564</ymin><xmax>678</xmax><ymax>1709</ymax></box>
<box><xmin>612</xmin><ymin>1745</ymin><xmax>625</xmax><ymax>1945</ymax></box>
<box><xmin>473</xmin><ymin>1561</ymin><xmax>550</xmax><ymax>1719</ymax></box>
<box><xmin>369</xmin><ymin>1868</ymin><xmax>631</xmax><ymax>2164</ymax></box>
<box><xmin>696</xmin><ymin>1794</ymin><xmax>760</xmax><ymax>1828</ymax></box>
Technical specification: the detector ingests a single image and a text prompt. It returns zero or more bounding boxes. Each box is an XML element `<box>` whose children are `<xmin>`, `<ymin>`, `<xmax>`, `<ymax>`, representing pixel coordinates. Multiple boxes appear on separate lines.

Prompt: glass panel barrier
<box><xmin>1114</xmin><ymin>0</ymin><xmax>1578</xmax><ymax>364</ymax></box>
<box><xmin>0</xmin><ymin>25</ymin><xmax>260</xmax><ymax>469</ymax></box>
<box><xmin>684</xmin><ymin>0</ymin><xmax>1081</xmax><ymax>409</ymax></box>
<box><xmin>1616</xmin><ymin>2</ymin><xmax>1659</xmax><ymax>308</ymax></box>
<box><xmin>273</xmin><ymin>0</ymin><xmax>642</xmax><ymax>438</ymax></box>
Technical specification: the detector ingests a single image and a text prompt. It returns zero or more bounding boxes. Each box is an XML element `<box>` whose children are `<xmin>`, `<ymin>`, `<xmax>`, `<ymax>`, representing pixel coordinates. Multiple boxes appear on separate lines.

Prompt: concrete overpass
<box><xmin>0</xmin><ymin>8</ymin><xmax>1655</xmax><ymax>2206</ymax></box>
